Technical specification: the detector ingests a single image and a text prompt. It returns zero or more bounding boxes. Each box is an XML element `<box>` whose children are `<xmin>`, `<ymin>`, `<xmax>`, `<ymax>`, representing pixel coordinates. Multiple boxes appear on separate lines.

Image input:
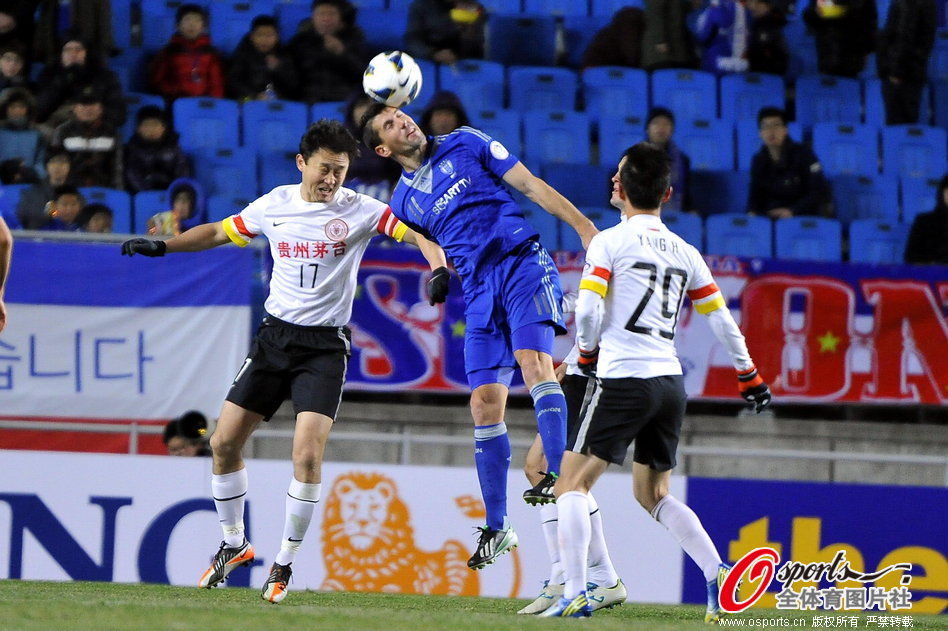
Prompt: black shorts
<box><xmin>562</xmin><ymin>373</ymin><xmax>597</xmax><ymax>451</ymax></box>
<box><xmin>226</xmin><ymin>315</ymin><xmax>351</xmax><ymax>421</ymax></box>
<box><xmin>571</xmin><ymin>374</ymin><xmax>686</xmax><ymax>471</ymax></box>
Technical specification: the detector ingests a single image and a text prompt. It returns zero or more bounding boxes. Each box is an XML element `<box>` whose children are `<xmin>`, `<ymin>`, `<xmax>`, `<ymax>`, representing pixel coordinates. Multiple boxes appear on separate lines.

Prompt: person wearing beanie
<box><xmin>419</xmin><ymin>90</ymin><xmax>471</xmax><ymax>137</ymax></box>
<box><xmin>124</xmin><ymin>105</ymin><xmax>190</xmax><ymax>193</ymax></box>
<box><xmin>163</xmin><ymin>411</ymin><xmax>211</xmax><ymax>456</ymax></box>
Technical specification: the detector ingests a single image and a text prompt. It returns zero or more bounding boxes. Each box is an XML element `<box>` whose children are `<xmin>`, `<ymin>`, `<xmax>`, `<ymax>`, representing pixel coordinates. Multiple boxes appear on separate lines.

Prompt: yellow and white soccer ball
<box><xmin>363</xmin><ymin>50</ymin><xmax>423</xmax><ymax>108</ymax></box>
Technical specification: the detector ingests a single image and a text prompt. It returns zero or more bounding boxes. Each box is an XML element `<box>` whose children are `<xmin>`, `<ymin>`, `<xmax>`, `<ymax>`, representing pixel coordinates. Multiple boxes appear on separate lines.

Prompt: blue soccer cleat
<box><xmin>538</xmin><ymin>591</ymin><xmax>592</xmax><ymax>618</ymax></box>
<box><xmin>706</xmin><ymin>563</ymin><xmax>737</xmax><ymax>624</ymax></box>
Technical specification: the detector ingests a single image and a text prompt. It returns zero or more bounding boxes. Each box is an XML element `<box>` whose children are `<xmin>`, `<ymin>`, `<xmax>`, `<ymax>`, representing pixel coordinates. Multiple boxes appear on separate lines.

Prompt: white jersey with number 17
<box><xmin>221</xmin><ymin>184</ymin><xmax>407</xmax><ymax>327</ymax></box>
<box><xmin>578</xmin><ymin>213</ymin><xmax>726</xmax><ymax>379</ymax></box>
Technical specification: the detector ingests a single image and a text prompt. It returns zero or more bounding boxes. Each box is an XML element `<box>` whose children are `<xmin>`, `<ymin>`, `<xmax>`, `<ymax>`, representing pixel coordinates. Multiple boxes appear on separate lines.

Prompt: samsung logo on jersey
<box><xmin>432</xmin><ymin>177</ymin><xmax>472</xmax><ymax>214</ymax></box>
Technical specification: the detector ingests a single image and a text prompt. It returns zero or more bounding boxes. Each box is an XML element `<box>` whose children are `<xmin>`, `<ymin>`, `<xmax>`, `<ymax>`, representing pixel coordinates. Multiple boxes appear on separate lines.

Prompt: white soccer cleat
<box><xmin>517</xmin><ymin>580</ymin><xmax>564</xmax><ymax>614</ymax></box>
<box><xmin>587</xmin><ymin>578</ymin><xmax>627</xmax><ymax>611</ymax></box>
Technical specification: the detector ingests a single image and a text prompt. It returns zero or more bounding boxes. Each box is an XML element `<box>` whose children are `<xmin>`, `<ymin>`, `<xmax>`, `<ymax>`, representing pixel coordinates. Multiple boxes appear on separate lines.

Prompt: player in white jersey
<box><xmin>121</xmin><ymin>120</ymin><xmax>448</xmax><ymax>604</ymax></box>
<box><xmin>541</xmin><ymin>143</ymin><xmax>772</xmax><ymax>620</ymax></box>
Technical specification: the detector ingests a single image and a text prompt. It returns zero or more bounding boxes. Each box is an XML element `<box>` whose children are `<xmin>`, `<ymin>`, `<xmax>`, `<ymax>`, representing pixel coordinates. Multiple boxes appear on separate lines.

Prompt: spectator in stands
<box><xmin>580</xmin><ymin>6</ymin><xmax>645</xmax><ymax>69</ymax></box>
<box><xmin>419</xmin><ymin>90</ymin><xmax>470</xmax><ymax>136</ymax></box>
<box><xmin>38</xmin><ymin>184</ymin><xmax>84</xmax><ymax>231</ymax></box>
<box><xmin>50</xmin><ymin>84</ymin><xmax>123</xmax><ymax>189</ymax></box>
<box><xmin>641</xmin><ymin>0</ymin><xmax>697</xmax><ymax>71</ymax></box>
<box><xmin>77</xmin><ymin>201</ymin><xmax>113</xmax><ymax>233</ymax></box>
<box><xmin>404</xmin><ymin>0</ymin><xmax>486</xmax><ymax>64</ymax></box>
<box><xmin>124</xmin><ymin>105</ymin><xmax>189</xmax><ymax>194</ymax></box>
<box><xmin>645</xmin><ymin>107</ymin><xmax>692</xmax><ymax>213</ymax></box>
<box><xmin>747</xmin><ymin>0</ymin><xmax>789</xmax><ymax>76</ymax></box>
<box><xmin>343</xmin><ymin>92</ymin><xmax>401</xmax><ymax>201</ymax></box>
<box><xmin>163</xmin><ymin>411</ymin><xmax>211</xmax><ymax>457</ymax></box>
<box><xmin>0</xmin><ymin>6</ymin><xmax>31</xmax><ymax>68</ymax></box>
<box><xmin>876</xmin><ymin>0</ymin><xmax>937</xmax><ymax>125</ymax></box>
<box><xmin>904</xmin><ymin>174</ymin><xmax>948</xmax><ymax>265</ymax></box>
<box><xmin>16</xmin><ymin>151</ymin><xmax>72</xmax><ymax>229</ymax></box>
<box><xmin>748</xmin><ymin>106</ymin><xmax>831</xmax><ymax>219</ymax></box>
<box><xmin>35</xmin><ymin>33</ymin><xmax>125</xmax><ymax>129</ymax></box>
<box><xmin>289</xmin><ymin>0</ymin><xmax>368</xmax><ymax>103</ymax></box>
<box><xmin>695</xmin><ymin>0</ymin><xmax>752</xmax><ymax>75</ymax></box>
<box><xmin>227</xmin><ymin>15</ymin><xmax>299</xmax><ymax>102</ymax></box>
<box><xmin>802</xmin><ymin>0</ymin><xmax>876</xmax><ymax>78</ymax></box>
<box><xmin>33</xmin><ymin>0</ymin><xmax>114</xmax><ymax>65</ymax></box>
<box><xmin>147</xmin><ymin>178</ymin><xmax>206</xmax><ymax>237</ymax></box>
<box><xmin>149</xmin><ymin>4</ymin><xmax>225</xmax><ymax>101</ymax></box>
<box><xmin>0</xmin><ymin>45</ymin><xmax>30</xmax><ymax>93</ymax></box>
<box><xmin>0</xmin><ymin>88</ymin><xmax>47</xmax><ymax>178</ymax></box>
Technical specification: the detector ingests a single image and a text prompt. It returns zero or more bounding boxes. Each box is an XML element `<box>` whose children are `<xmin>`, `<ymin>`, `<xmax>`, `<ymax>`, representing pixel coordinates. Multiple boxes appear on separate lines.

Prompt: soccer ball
<box><xmin>363</xmin><ymin>50</ymin><xmax>423</xmax><ymax>108</ymax></box>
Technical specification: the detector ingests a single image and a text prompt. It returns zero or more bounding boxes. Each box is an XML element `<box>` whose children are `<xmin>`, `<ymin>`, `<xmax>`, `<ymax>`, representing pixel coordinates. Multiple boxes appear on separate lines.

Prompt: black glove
<box><xmin>738</xmin><ymin>366</ymin><xmax>772</xmax><ymax>413</ymax></box>
<box><xmin>121</xmin><ymin>238</ymin><xmax>167</xmax><ymax>257</ymax></box>
<box><xmin>577</xmin><ymin>347</ymin><xmax>599</xmax><ymax>378</ymax></box>
<box><xmin>427</xmin><ymin>266</ymin><xmax>450</xmax><ymax>305</ymax></box>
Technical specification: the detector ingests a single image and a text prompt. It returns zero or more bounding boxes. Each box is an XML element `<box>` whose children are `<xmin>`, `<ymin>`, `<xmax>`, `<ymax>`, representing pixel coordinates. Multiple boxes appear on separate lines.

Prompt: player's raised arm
<box><xmin>0</xmin><ymin>216</ymin><xmax>11</xmax><ymax>333</ymax></box>
<box><xmin>402</xmin><ymin>228</ymin><xmax>450</xmax><ymax>305</ymax></box>
<box><xmin>121</xmin><ymin>221</ymin><xmax>231</xmax><ymax>257</ymax></box>
<box><xmin>502</xmin><ymin>162</ymin><xmax>598</xmax><ymax>249</ymax></box>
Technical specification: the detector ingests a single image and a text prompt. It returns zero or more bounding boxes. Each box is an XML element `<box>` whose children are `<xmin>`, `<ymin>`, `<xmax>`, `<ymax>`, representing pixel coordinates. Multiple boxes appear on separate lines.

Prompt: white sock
<box><xmin>539</xmin><ymin>503</ymin><xmax>563</xmax><ymax>585</ymax></box>
<box><xmin>274</xmin><ymin>478</ymin><xmax>321</xmax><ymax>566</ymax></box>
<box><xmin>557</xmin><ymin>491</ymin><xmax>591</xmax><ymax>599</ymax></box>
<box><xmin>651</xmin><ymin>494</ymin><xmax>722</xmax><ymax>582</ymax></box>
<box><xmin>586</xmin><ymin>493</ymin><xmax>620</xmax><ymax>587</ymax></box>
<box><xmin>211</xmin><ymin>469</ymin><xmax>248</xmax><ymax>547</ymax></box>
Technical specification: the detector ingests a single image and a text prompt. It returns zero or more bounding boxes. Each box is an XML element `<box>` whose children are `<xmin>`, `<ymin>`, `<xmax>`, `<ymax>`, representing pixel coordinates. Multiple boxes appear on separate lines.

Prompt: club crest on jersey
<box><xmin>437</xmin><ymin>159</ymin><xmax>455</xmax><ymax>176</ymax></box>
<box><xmin>325</xmin><ymin>218</ymin><xmax>349</xmax><ymax>241</ymax></box>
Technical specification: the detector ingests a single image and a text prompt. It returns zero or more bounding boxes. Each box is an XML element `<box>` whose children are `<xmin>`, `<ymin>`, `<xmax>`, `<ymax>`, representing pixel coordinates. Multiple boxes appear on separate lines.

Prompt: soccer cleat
<box><xmin>467</xmin><ymin>518</ymin><xmax>518</xmax><ymax>570</ymax></box>
<box><xmin>705</xmin><ymin>563</ymin><xmax>737</xmax><ymax>624</ymax></box>
<box><xmin>538</xmin><ymin>591</ymin><xmax>592</xmax><ymax>618</ymax></box>
<box><xmin>261</xmin><ymin>562</ymin><xmax>292</xmax><ymax>603</ymax></box>
<box><xmin>522</xmin><ymin>471</ymin><xmax>558</xmax><ymax>506</ymax></box>
<box><xmin>517</xmin><ymin>580</ymin><xmax>564</xmax><ymax>614</ymax></box>
<box><xmin>586</xmin><ymin>578</ymin><xmax>627</xmax><ymax>611</ymax></box>
<box><xmin>198</xmin><ymin>540</ymin><xmax>255</xmax><ymax>588</ymax></box>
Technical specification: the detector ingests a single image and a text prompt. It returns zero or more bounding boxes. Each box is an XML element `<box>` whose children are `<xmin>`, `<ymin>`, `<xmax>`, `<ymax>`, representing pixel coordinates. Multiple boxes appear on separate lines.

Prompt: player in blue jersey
<box><xmin>361</xmin><ymin>104</ymin><xmax>597</xmax><ymax>570</ymax></box>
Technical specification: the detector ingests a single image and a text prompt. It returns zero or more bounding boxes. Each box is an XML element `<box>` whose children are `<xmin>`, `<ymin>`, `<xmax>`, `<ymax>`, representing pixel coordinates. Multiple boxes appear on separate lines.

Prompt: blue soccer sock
<box><xmin>530</xmin><ymin>380</ymin><xmax>568</xmax><ymax>475</ymax></box>
<box><xmin>474</xmin><ymin>422</ymin><xmax>510</xmax><ymax>531</ymax></box>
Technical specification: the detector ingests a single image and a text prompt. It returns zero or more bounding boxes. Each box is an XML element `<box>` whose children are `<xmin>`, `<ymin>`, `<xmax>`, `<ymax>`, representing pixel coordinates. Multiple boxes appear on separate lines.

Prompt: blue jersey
<box><xmin>388</xmin><ymin>127</ymin><xmax>538</xmax><ymax>294</ymax></box>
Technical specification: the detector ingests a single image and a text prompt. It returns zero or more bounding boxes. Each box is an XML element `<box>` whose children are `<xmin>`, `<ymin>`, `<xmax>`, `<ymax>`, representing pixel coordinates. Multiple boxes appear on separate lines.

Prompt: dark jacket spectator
<box><xmin>149</xmin><ymin>5</ymin><xmax>225</xmax><ymax>100</ymax></box>
<box><xmin>0</xmin><ymin>87</ymin><xmax>46</xmax><ymax>178</ymax></box>
<box><xmin>404</xmin><ymin>0</ymin><xmax>486</xmax><ymax>64</ymax></box>
<box><xmin>35</xmin><ymin>34</ymin><xmax>126</xmax><ymax>128</ymax></box>
<box><xmin>641</xmin><ymin>0</ymin><xmax>697</xmax><ymax>71</ymax></box>
<box><xmin>802</xmin><ymin>0</ymin><xmax>877</xmax><ymax>78</ymax></box>
<box><xmin>38</xmin><ymin>184</ymin><xmax>84</xmax><ymax>232</ymax></box>
<box><xmin>16</xmin><ymin>151</ymin><xmax>72</xmax><ymax>229</ymax></box>
<box><xmin>0</xmin><ymin>4</ymin><xmax>34</xmax><ymax>70</ymax></box>
<box><xmin>77</xmin><ymin>202</ymin><xmax>113</xmax><ymax>233</ymax></box>
<box><xmin>645</xmin><ymin>107</ymin><xmax>692</xmax><ymax>213</ymax></box>
<box><xmin>124</xmin><ymin>105</ymin><xmax>189</xmax><ymax>193</ymax></box>
<box><xmin>226</xmin><ymin>15</ymin><xmax>299</xmax><ymax>101</ymax></box>
<box><xmin>0</xmin><ymin>44</ymin><xmax>30</xmax><ymax>93</ymax></box>
<box><xmin>876</xmin><ymin>0</ymin><xmax>937</xmax><ymax>125</ymax></box>
<box><xmin>747</xmin><ymin>0</ymin><xmax>789</xmax><ymax>76</ymax></box>
<box><xmin>289</xmin><ymin>0</ymin><xmax>369</xmax><ymax>103</ymax></box>
<box><xmin>581</xmin><ymin>7</ymin><xmax>645</xmax><ymax>69</ymax></box>
<box><xmin>33</xmin><ymin>0</ymin><xmax>114</xmax><ymax>65</ymax></box>
<box><xmin>344</xmin><ymin>92</ymin><xmax>400</xmax><ymax>201</ymax></box>
<box><xmin>50</xmin><ymin>85</ymin><xmax>122</xmax><ymax>189</ymax></box>
<box><xmin>904</xmin><ymin>175</ymin><xmax>948</xmax><ymax>265</ymax></box>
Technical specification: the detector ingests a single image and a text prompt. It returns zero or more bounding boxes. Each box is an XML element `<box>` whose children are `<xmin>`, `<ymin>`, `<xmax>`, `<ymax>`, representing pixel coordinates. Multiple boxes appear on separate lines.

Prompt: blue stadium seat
<box><xmin>705</xmin><ymin>213</ymin><xmax>773</xmax><ymax>258</ymax></box>
<box><xmin>933</xmin><ymin>80</ymin><xmax>948</xmax><ymax>132</ymax></box>
<box><xmin>122</xmin><ymin>93</ymin><xmax>167</xmax><ymax>141</ymax></box>
<box><xmin>929</xmin><ymin>29</ymin><xmax>948</xmax><ymax>82</ymax></box>
<box><xmin>580</xmin><ymin>206</ymin><xmax>622</xmax><ymax>233</ymax></box>
<box><xmin>509</xmin><ymin>66</ymin><xmax>579</xmax><ymax>113</ymax></box>
<box><xmin>438</xmin><ymin>59</ymin><xmax>506</xmax><ymax>112</ymax></box>
<box><xmin>172</xmin><ymin>98</ymin><xmax>241</xmax><ymax>152</ymax></box>
<box><xmin>0</xmin><ymin>184</ymin><xmax>29</xmax><ymax>229</ymax></box>
<box><xmin>469</xmin><ymin>109</ymin><xmax>522</xmax><ymax>155</ymax></box>
<box><xmin>258</xmin><ymin>149</ymin><xmax>301</xmax><ymax>193</ymax></box>
<box><xmin>719</xmin><ymin>73</ymin><xmax>785</xmax><ymax>123</ymax></box>
<box><xmin>650</xmin><ymin>69</ymin><xmax>718</xmax><ymax>123</ymax></box>
<box><xmin>519</xmin><ymin>201</ymin><xmax>561</xmax><ymax>251</ymax></box>
<box><xmin>524</xmin><ymin>0</ymin><xmax>589</xmax><ymax>15</ymax></box>
<box><xmin>412</xmin><ymin>58</ymin><xmax>438</xmax><ymax>111</ymax></box>
<box><xmin>736</xmin><ymin>119</ymin><xmax>804</xmax><ymax>170</ymax></box>
<box><xmin>662</xmin><ymin>211</ymin><xmax>703</xmax><ymax>250</ymax></box>
<box><xmin>591</xmin><ymin>0</ymin><xmax>644</xmax><ymax>16</ymax></box>
<box><xmin>794</xmin><ymin>75</ymin><xmax>861</xmax><ymax>128</ymax></box>
<box><xmin>542</xmin><ymin>163</ymin><xmax>613</xmax><ymax>208</ymax></box>
<box><xmin>276</xmin><ymin>2</ymin><xmax>310</xmax><ymax>39</ymax></box>
<box><xmin>690</xmin><ymin>170</ymin><xmax>751</xmax><ymax>215</ymax></box>
<box><xmin>675</xmin><ymin>119</ymin><xmax>735</xmax><ymax>171</ymax></box>
<box><xmin>207</xmin><ymin>194</ymin><xmax>254</xmax><ymax>222</ymax></box>
<box><xmin>309</xmin><ymin>100</ymin><xmax>347</xmax><ymax>123</ymax></box>
<box><xmin>478</xmin><ymin>0</ymin><xmax>524</xmax><ymax>11</ymax></box>
<box><xmin>598</xmin><ymin>114</ymin><xmax>646</xmax><ymax>166</ymax></box>
<box><xmin>581</xmin><ymin>66</ymin><xmax>649</xmax><ymax>124</ymax></box>
<box><xmin>881</xmin><ymin>125</ymin><xmax>948</xmax><ymax>180</ymax></box>
<box><xmin>141</xmin><ymin>0</ymin><xmax>210</xmax><ymax>52</ymax></box>
<box><xmin>848</xmin><ymin>219</ymin><xmax>910</xmax><ymax>264</ymax></box>
<box><xmin>109</xmin><ymin>49</ymin><xmax>148</xmax><ymax>93</ymax></box>
<box><xmin>522</xmin><ymin>110</ymin><xmax>591</xmax><ymax>170</ymax></box>
<box><xmin>79</xmin><ymin>187</ymin><xmax>132</xmax><ymax>234</ymax></box>
<box><xmin>193</xmin><ymin>147</ymin><xmax>258</xmax><ymax>198</ymax></box>
<box><xmin>900</xmin><ymin>175</ymin><xmax>941</xmax><ymax>225</ymax></box>
<box><xmin>111</xmin><ymin>0</ymin><xmax>132</xmax><ymax>50</ymax></box>
<box><xmin>774</xmin><ymin>216</ymin><xmax>842</xmax><ymax>261</ymax></box>
<box><xmin>863</xmin><ymin>77</ymin><xmax>932</xmax><ymax>127</ymax></box>
<box><xmin>133</xmin><ymin>190</ymin><xmax>170</xmax><ymax>234</ymax></box>
<box><xmin>562</xmin><ymin>15</ymin><xmax>610</xmax><ymax>68</ymax></box>
<box><xmin>242</xmin><ymin>100</ymin><xmax>309</xmax><ymax>155</ymax></box>
<box><xmin>829</xmin><ymin>174</ymin><xmax>900</xmax><ymax>223</ymax></box>
<box><xmin>783</xmin><ymin>19</ymin><xmax>819</xmax><ymax>79</ymax></box>
<box><xmin>811</xmin><ymin>123</ymin><xmax>879</xmax><ymax>177</ymax></box>
<box><xmin>356</xmin><ymin>9</ymin><xmax>409</xmax><ymax>52</ymax></box>
<box><xmin>487</xmin><ymin>15</ymin><xmax>557</xmax><ymax>66</ymax></box>
<box><xmin>210</xmin><ymin>1</ymin><xmax>276</xmax><ymax>55</ymax></box>
<box><xmin>0</xmin><ymin>129</ymin><xmax>44</xmax><ymax>174</ymax></box>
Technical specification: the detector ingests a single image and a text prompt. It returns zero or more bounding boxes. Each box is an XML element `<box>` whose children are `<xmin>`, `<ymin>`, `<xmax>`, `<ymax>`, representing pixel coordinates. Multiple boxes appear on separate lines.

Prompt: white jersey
<box><xmin>222</xmin><ymin>184</ymin><xmax>407</xmax><ymax>326</ymax></box>
<box><xmin>577</xmin><ymin>213</ymin><xmax>726</xmax><ymax>378</ymax></box>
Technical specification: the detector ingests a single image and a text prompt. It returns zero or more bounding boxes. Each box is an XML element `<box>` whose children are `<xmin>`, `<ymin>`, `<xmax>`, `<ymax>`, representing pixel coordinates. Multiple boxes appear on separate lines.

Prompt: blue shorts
<box><xmin>464</xmin><ymin>240</ymin><xmax>565</xmax><ymax>389</ymax></box>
